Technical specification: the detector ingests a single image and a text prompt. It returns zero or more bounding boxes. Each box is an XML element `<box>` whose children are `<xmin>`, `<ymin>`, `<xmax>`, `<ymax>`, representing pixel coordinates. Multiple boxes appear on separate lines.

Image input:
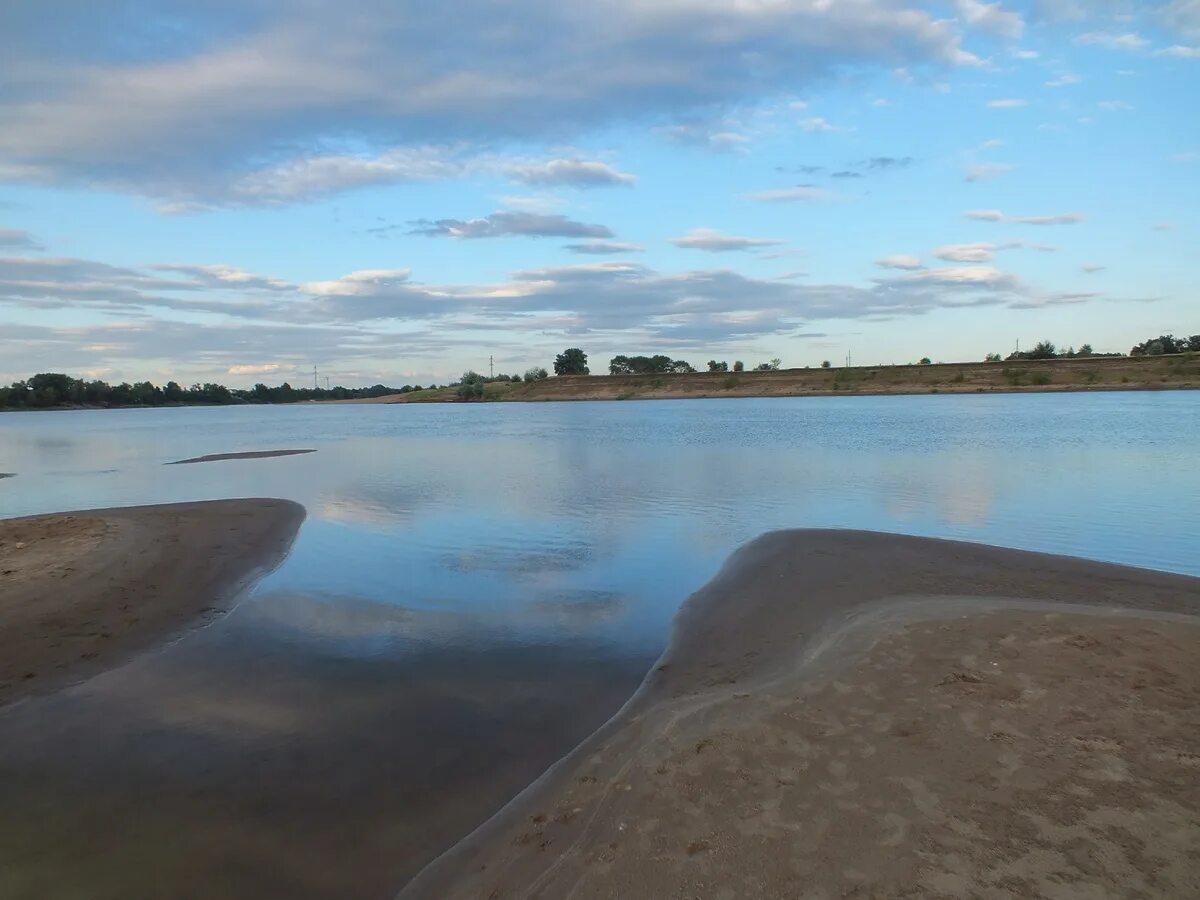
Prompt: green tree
<box><xmin>821</xmin><ymin>360</ymin><xmax>831</xmax><ymax>369</ymax></box>
<box><xmin>919</xmin><ymin>357</ymin><xmax>932</xmax><ymax>365</ymax></box>
<box><xmin>525</xmin><ymin>366</ymin><xmax>549</xmax><ymax>381</ymax></box>
<box><xmin>554</xmin><ymin>348</ymin><xmax>589</xmax><ymax>375</ymax></box>
<box><xmin>984</xmin><ymin>353</ymin><xmax>1002</xmax><ymax>362</ymax></box>
<box><xmin>732</xmin><ymin>361</ymin><xmax>744</xmax><ymax>372</ymax></box>
<box><xmin>707</xmin><ymin>360</ymin><xmax>728</xmax><ymax>372</ymax></box>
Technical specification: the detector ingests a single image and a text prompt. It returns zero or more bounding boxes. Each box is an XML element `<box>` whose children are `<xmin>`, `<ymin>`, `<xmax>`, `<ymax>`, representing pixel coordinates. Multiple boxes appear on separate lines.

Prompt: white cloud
<box><xmin>988</xmin><ymin>98</ymin><xmax>1028</xmax><ymax>108</ymax></box>
<box><xmin>1045</xmin><ymin>73</ymin><xmax>1082</xmax><ymax>86</ymax></box>
<box><xmin>1155</xmin><ymin>45</ymin><xmax>1200</xmax><ymax>57</ymax></box>
<box><xmin>563</xmin><ymin>241</ymin><xmax>645</xmax><ymax>255</ymax></box>
<box><xmin>934</xmin><ymin>243</ymin><xmax>998</xmax><ymax>262</ymax></box>
<box><xmin>0</xmin><ymin>1</ymin><xmax>981</xmax><ymax>202</ymax></box>
<box><xmin>800</xmin><ymin>117</ymin><xmax>848</xmax><ymax>133</ymax></box>
<box><xmin>670</xmin><ymin>228</ymin><xmax>784</xmax><ymax>253</ymax></box>
<box><xmin>876</xmin><ymin>255</ymin><xmax>923</xmax><ymax>270</ymax></box>
<box><xmin>1081</xmin><ymin>264</ymin><xmax>1106</xmax><ymax>273</ymax></box>
<box><xmin>1159</xmin><ymin>1</ymin><xmax>1200</xmax><ymax>41</ymax></box>
<box><xmin>409</xmin><ymin>211</ymin><xmax>614</xmax><ymax>240</ymax></box>
<box><xmin>0</xmin><ymin>227</ymin><xmax>42</xmax><ymax>251</ymax></box>
<box><xmin>1011</xmin><ymin>48</ymin><xmax>1040</xmax><ymax>59</ymax></box>
<box><xmin>301</xmin><ymin>269</ymin><xmax>414</xmax><ymax>297</ymax></box>
<box><xmin>1098</xmin><ymin>100</ymin><xmax>1134</xmax><ymax>110</ymax></box>
<box><xmin>1171</xmin><ymin>150</ymin><xmax>1200</xmax><ymax>163</ymax></box>
<box><xmin>1074</xmin><ymin>32</ymin><xmax>1149</xmax><ymax>50</ymax></box>
<box><xmin>228</xmin><ymin>363</ymin><xmax>285</xmax><ymax>376</ymax></box>
<box><xmin>964</xmin><ymin>210</ymin><xmax>1083</xmax><ymax>225</ymax></box>
<box><xmin>501</xmin><ymin>158</ymin><xmax>636</xmax><ymax>188</ymax></box>
<box><xmin>954</xmin><ymin>1</ymin><xmax>1025</xmax><ymax>39</ymax></box>
<box><xmin>965</xmin><ymin>162</ymin><xmax>1017</xmax><ymax>181</ymax></box>
<box><xmin>746</xmin><ymin>186</ymin><xmax>840</xmax><ymax>203</ymax></box>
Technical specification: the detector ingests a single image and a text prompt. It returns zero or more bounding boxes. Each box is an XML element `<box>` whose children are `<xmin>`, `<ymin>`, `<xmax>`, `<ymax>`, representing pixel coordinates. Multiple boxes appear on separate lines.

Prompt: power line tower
<box><xmin>489</xmin><ymin>355</ymin><xmax>494</xmax><ymax>379</ymax></box>
<box><xmin>312</xmin><ymin>366</ymin><xmax>318</xmax><ymax>390</ymax></box>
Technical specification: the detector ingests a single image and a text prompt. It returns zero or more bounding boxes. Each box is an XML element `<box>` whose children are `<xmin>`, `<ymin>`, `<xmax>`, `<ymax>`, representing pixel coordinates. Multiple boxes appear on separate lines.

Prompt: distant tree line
<box><xmin>454</xmin><ymin>367</ymin><xmax>546</xmax><ymax>401</ymax></box>
<box><xmin>983</xmin><ymin>341</ymin><xmax>1122</xmax><ymax>363</ymax></box>
<box><xmin>0</xmin><ymin>372</ymin><xmax>413</xmax><ymax>410</ymax></box>
<box><xmin>1129</xmin><ymin>334</ymin><xmax>1200</xmax><ymax>356</ymax></box>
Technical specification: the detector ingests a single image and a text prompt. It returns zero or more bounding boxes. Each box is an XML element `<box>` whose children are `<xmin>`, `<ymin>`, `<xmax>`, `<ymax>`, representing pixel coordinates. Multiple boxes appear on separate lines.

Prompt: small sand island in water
<box><xmin>0</xmin><ymin>499</ymin><xmax>303</xmax><ymax>705</ymax></box>
<box><xmin>166</xmin><ymin>449</ymin><xmax>316</xmax><ymax>465</ymax></box>
<box><xmin>405</xmin><ymin>531</ymin><xmax>1200</xmax><ymax>899</ymax></box>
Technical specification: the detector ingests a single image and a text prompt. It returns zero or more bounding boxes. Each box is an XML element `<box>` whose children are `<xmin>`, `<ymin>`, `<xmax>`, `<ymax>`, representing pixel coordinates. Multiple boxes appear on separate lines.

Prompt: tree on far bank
<box><xmin>554</xmin><ymin>348</ymin><xmax>589</xmax><ymax>375</ymax></box>
<box><xmin>733</xmin><ymin>360</ymin><xmax>744</xmax><ymax>372</ymax></box>
<box><xmin>707</xmin><ymin>360</ymin><xmax>728</xmax><ymax>372</ymax></box>
<box><xmin>821</xmin><ymin>360</ymin><xmax>831</xmax><ymax>369</ymax></box>
<box><xmin>525</xmin><ymin>366</ymin><xmax>549</xmax><ymax>381</ymax></box>
<box><xmin>919</xmin><ymin>357</ymin><xmax>932</xmax><ymax>365</ymax></box>
<box><xmin>985</xmin><ymin>353</ymin><xmax>1002</xmax><ymax>362</ymax></box>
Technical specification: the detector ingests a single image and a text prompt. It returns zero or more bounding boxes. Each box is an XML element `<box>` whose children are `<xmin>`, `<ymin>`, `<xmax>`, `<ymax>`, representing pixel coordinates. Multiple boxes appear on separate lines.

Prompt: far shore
<box><xmin>365</xmin><ymin>353</ymin><xmax>1200</xmax><ymax>405</ymax></box>
<box><xmin>403</xmin><ymin>530</ymin><xmax>1200</xmax><ymax>898</ymax></box>
<box><xmin>0</xmin><ymin>499</ymin><xmax>304</xmax><ymax>706</ymax></box>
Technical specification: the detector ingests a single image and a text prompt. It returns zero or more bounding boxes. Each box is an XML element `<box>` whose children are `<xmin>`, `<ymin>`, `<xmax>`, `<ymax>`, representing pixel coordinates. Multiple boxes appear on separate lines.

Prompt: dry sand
<box><xmin>402</xmin><ymin>531</ymin><xmax>1200</xmax><ymax>899</ymax></box>
<box><xmin>0</xmin><ymin>499</ymin><xmax>304</xmax><ymax>706</ymax></box>
<box><xmin>166</xmin><ymin>449</ymin><xmax>316</xmax><ymax>464</ymax></box>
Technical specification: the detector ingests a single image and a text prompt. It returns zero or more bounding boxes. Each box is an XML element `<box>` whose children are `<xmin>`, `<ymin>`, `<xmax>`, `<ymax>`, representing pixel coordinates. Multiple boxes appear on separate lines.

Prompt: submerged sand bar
<box><xmin>403</xmin><ymin>530</ymin><xmax>1200</xmax><ymax>899</ymax></box>
<box><xmin>166</xmin><ymin>449</ymin><xmax>316</xmax><ymax>465</ymax></box>
<box><xmin>0</xmin><ymin>499</ymin><xmax>304</xmax><ymax>706</ymax></box>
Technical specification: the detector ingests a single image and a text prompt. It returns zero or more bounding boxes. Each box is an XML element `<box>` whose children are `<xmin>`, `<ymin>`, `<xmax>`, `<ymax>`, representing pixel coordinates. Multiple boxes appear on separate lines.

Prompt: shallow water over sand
<box><xmin>1</xmin><ymin>392</ymin><xmax>1198</xmax><ymax>897</ymax></box>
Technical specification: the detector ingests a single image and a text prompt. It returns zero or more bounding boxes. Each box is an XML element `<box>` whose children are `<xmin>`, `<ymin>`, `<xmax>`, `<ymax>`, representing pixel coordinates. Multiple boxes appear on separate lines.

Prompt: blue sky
<box><xmin>1</xmin><ymin>0</ymin><xmax>1197</xmax><ymax>387</ymax></box>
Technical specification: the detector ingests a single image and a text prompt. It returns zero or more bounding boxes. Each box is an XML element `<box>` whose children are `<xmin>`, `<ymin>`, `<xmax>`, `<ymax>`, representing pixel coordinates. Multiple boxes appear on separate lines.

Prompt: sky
<box><xmin>1</xmin><ymin>0</ymin><xmax>1197</xmax><ymax>388</ymax></box>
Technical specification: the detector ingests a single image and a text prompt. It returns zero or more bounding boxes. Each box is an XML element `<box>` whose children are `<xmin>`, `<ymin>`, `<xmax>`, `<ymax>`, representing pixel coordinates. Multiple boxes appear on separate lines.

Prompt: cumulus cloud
<box><xmin>954</xmin><ymin>1</ymin><xmax>1025</xmax><ymax>39</ymax></box>
<box><xmin>409</xmin><ymin>211</ymin><xmax>613</xmax><ymax>239</ymax></box>
<box><xmin>670</xmin><ymin>228</ymin><xmax>784</xmax><ymax>253</ymax></box>
<box><xmin>1045</xmin><ymin>73</ymin><xmax>1082</xmax><ymax>86</ymax></box>
<box><xmin>0</xmin><ymin>0</ymin><xmax>980</xmax><ymax>202</ymax></box>
<box><xmin>876</xmin><ymin>255</ymin><xmax>923</xmax><ymax>270</ymax></box>
<box><xmin>964</xmin><ymin>209</ymin><xmax>1083</xmax><ymax>225</ymax></box>
<box><xmin>988</xmin><ymin>98</ymin><xmax>1028</xmax><ymax>108</ymax></box>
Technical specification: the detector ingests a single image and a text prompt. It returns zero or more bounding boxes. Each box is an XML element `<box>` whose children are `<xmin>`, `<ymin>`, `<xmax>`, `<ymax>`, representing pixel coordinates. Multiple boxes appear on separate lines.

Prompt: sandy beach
<box><xmin>403</xmin><ymin>531</ymin><xmax>1200</xmax><ymax>899</ymax></box>
<box><xmin>0</xmin><ymin>498</ymin><xmax>304</xmax><ymax>706</ymax></box>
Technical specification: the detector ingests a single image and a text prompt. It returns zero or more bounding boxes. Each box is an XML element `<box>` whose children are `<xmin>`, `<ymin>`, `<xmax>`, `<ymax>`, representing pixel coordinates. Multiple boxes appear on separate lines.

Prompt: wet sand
<box><xmin>404</xmin><ymin>530</ymin><xmax>1200</xmax><ymax>899</ymax></box>
<box><xmin>0</xmin><ymin>499</ymin><xmax>304</xmax><ymax>705</ymax></box>
<box><xmin>166</xmin><ymin>449</ymin><xmax>316</xmax><ymax>465</ymax></box>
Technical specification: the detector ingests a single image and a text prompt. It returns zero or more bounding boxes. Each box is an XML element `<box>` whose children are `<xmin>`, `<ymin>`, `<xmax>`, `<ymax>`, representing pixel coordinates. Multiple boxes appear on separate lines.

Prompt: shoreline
<box><xmin>0</xmin><ymin>498</ymin><xmax>304</xmax><ymax>707</ymax></box>
<box><xmin>400</xmin><ymin>530</ymin><xmax>1200</xmax><ymax>898</ymax></box>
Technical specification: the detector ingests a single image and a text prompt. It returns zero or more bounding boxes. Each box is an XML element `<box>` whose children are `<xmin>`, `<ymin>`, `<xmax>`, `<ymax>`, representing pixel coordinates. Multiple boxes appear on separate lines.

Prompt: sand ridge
<box><xmin>400</xmin><ymin>531</ymin><xmax>1200</xmax><ymax>899</ymax></box>
<box><xmin>166</xmin><ymin>449</ymin><xmax>316</xmax><ymax>465</ymax></box>
<box><xmin>0</xmin><ymin>498</ymin><xmax>304</xmax><ymax>706</ymax></box>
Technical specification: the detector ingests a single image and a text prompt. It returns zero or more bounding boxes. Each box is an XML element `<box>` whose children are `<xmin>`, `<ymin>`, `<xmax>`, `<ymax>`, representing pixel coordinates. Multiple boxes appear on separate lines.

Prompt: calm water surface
<box><xmin>1</xmin><ymin>392</ymin><xmax>1198</xmax><ymax>897</ymax></box>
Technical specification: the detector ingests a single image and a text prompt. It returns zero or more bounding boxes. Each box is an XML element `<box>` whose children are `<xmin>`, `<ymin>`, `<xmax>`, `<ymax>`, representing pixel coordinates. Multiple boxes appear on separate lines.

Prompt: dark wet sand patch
<box><xmin>404</xmin><ymin>530</ymin><xmax>1200</xmax><ymax>899</ymax></box>
<box><xmin>166</xmin><ymin>449</ymin><xmax>316</xmax><ymax>465</ymax></box>
<box><xmin>0</xmin><ymin>498</ymin><xmax>304</xmax><ymax>706</ymax></box>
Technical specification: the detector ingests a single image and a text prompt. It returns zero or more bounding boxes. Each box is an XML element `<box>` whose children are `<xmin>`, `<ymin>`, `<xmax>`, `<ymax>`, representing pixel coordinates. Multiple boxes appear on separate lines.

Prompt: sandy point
<box><xmin>401</xmin><ymin>530</ymin><xmax>1200</xmax><ymax>899</ymax></box>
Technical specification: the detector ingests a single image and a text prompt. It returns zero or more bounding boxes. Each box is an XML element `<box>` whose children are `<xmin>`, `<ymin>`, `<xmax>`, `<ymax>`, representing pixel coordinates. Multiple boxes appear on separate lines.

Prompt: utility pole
<box><xmin>489</xmin><ymin>355</ymin><xmax>494</xmax><ymax>379</ymax></box>
<box><xmin>325</xmin><ymin>376</ymin><xmax>330</xmax><ymax>390</ymax></box>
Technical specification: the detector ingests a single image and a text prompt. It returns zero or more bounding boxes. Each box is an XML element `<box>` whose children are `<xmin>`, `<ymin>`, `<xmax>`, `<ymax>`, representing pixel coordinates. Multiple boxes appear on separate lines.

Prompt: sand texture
<box><xmin>166</xmin><ymin>449</ymin><xmax>316</xmax><ymax>464</ymax></box>
<box><xmin>0</xmin><ymin>499</ymin><xmax>304</xmax><ymax>706</ymax></box>
<box><xmin>402</xmin><ymin>531</ymin><xmax>1200</xmax><ymax>899</ymax></box>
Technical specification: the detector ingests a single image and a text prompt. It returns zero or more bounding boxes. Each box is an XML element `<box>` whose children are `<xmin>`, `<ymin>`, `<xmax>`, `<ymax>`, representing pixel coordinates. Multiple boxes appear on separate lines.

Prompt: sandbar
<box><xmin>403</xmin><ymin>530</ymin><xmax>1200</xmax><ymax>898</ymax></box>
<box><xmin>166</xmin><ymin>449</ymin><xmax>315</xmax><ymax>465</ymax></box>
<box><xmin>0</xmin><ymin>498</ymin><xmax>304</xmax><ymax>705</ymax></box>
